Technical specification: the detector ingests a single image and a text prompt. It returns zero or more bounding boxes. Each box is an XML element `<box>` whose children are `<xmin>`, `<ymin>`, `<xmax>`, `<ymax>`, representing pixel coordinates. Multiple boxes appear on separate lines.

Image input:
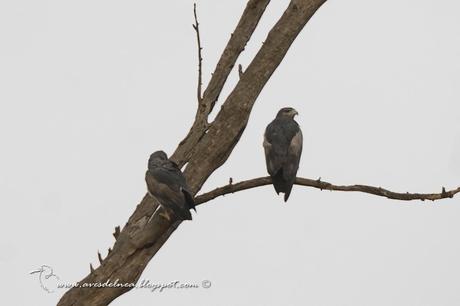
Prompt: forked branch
<box><xmin>57</xmin><ymin>1</ymin><xmax>330</xmax><ymax>305</ymax></box>
<box><xmin>171</xmin><ymin>0</ymin><xmax>272</xmax><ymax>166</ymax></box>
<box><xmin>195</xmin><ymin>177</ymin><xmax>460</xmax><ymax>205</ymax></box>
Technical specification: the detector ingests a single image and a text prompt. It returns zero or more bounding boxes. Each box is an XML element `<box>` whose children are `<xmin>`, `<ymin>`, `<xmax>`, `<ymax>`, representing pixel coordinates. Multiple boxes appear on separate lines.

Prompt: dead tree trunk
<box><xmin>57</xmin><ymin>0</ymin><xmax>459</xmax><ymax>305</ymax></box>
<box><xmin>57</xmin><ymin>1</ymin><xmax>328</xmax><ymax>305</ymax></box>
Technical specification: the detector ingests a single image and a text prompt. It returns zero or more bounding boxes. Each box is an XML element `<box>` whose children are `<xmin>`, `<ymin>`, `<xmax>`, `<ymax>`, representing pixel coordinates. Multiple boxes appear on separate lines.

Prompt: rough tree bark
<box><xmin>57</xmin><ymin>1</ymin><xmax>458</xmax><ymax>305</ymax></box>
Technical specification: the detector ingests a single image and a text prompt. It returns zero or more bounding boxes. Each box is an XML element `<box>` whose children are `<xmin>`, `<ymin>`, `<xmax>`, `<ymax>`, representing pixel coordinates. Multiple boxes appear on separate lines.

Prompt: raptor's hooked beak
<box><xmin>292</xmin><ymin>109</ymin><xmax>299</xmax><ymax>117</ymax></box>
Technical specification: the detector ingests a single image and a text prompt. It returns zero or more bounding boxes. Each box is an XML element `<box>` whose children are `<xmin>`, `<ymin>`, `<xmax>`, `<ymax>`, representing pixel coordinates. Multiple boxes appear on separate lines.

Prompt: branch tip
<box><xmin>193</xmin><ymin>2</ymin><xmax>203</xmax><ymax>103</ymax></box>
<box><xmin>113</xmin><ymin>226</ymin><xmax>120</xmax><ymax>240</ymax></box>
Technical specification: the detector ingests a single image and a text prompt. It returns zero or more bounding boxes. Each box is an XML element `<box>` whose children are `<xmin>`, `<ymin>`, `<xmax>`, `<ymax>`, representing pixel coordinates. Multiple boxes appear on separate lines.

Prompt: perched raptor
<box><xmin>263</xmin><ymin>107</ymin><xmax>303</xmax><ymax>202</ymax></box>
<box><xmin>145</xmin><ymin>151</ymin><xmax>196</xmax><ymax>221</ymax></box>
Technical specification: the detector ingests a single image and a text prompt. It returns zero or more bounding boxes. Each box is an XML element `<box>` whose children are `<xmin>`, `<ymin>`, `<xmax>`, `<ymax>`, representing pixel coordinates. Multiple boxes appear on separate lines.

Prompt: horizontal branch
<box><xmin>195</xmin><ymin>176</ymin><xmax>460</xmax><ymax>205</ymax></box>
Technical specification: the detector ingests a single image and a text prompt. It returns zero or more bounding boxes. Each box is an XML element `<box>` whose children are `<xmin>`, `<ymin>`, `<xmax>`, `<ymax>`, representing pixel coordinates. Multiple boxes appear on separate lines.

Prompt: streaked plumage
<box><xmin>263</xmin><ymin>107</ymin><xmax>303</xmax><ymax>201</ymax></box>
<box><xmin>145</xmin><ymin>151</ymin><xmax>195</xmax><ymax>220</ymax></box>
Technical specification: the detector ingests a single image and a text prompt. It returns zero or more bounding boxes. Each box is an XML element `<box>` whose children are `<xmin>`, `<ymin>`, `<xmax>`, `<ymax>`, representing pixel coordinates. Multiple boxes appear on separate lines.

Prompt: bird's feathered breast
<box><xmin>264</xmin><ymin>118</ymin><xmax>300</xmax><ymax>146</ymax></box>
<box><xmin>263</xmin><ymin>118</ymin><xmax>302</xmax><ymax>175</ymax></box>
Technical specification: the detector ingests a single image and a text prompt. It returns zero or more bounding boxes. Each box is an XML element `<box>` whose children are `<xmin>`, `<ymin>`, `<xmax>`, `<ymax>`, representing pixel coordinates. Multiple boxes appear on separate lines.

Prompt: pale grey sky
<box><xmin>2</xmin><ymin>1</ymin><xmax>460</xmax><ymax>305</ymax></box>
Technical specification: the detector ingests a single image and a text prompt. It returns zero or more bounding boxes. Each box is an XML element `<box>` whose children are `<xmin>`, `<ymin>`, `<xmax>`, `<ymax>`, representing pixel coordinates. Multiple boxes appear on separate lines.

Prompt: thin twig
<box><xmin>195</xmin><ymin>176</ymin><xmax>460</xmax><ymax>205</ymax></box>
<box><xmin>193</xmin><ymin>3</ymin><xmax>203</xmax><ymax>103</ymax></box>
<box><xmin>171</xmin><ymin>0</ymin><xmax>271</xmax><ymax>166</ymax></box>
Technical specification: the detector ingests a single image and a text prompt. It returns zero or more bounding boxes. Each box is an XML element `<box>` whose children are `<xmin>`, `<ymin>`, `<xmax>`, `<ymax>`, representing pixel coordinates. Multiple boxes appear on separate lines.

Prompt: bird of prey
<box><xmin>263</xmin><ymin>107</ymin><xmax>303</xmax><ymax>202</ymax></box>
<box><xmin>145</xmin><ymin>151</ymin><xmax>196</xmax><ymax>221</ymax></box>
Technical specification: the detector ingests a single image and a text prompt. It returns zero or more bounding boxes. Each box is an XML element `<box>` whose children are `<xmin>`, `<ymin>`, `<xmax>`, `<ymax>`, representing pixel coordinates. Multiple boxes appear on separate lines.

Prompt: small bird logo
<box><xmin>30</xmin><ymin>265</ymin><xmax>60</xmax><ymax>293</ymax></box>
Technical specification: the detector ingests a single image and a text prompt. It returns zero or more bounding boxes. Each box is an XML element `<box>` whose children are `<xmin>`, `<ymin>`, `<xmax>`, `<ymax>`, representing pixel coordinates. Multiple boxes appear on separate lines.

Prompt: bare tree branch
<box><xmin>59</xmin><ymin>0</ymin><xmax>455</xmax><ymax>304</ymax></box>
<box><xmin>171</xmin><ymin>0</ymin><xmax>271</xmax><ymax>166</ymax></box>
<box><xmin>192</xmin><ymin>3</ymin><xmax>203</xmax><ymax>103</ymax></box>
<box><xmin>184</xmin><ymin>0</ymin><xmax>328</xmax><ymax>193</ymax></box>
<box><xmin>195</xmin><ymin>176</ymin><xmax>460</xmax><ymax>205</ymax></box>
<box><xmin>57</xmin><ymin>1</ymin><xmax>329</xmax><ymax>305</ymax></box>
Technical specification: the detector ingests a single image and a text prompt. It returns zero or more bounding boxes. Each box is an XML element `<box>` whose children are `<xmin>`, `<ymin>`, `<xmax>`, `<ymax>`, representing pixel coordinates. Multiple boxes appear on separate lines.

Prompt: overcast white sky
<box><xmin>2</xmin><ymin>0</ymin><xmax>460</xmax><ymax>305</ymax></box>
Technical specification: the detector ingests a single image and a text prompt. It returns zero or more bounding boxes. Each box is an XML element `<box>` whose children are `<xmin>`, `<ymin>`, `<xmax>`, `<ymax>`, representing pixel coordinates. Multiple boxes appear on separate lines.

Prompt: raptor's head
<box><xmin>148</xmin><ymin>150</ymin><xmax>168</xmax><ymax>169</ymax></box>
<box><xmin>276</xmin><ymin>107</ymin><xmax>299</xmax><ymax>119</ymax></box>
